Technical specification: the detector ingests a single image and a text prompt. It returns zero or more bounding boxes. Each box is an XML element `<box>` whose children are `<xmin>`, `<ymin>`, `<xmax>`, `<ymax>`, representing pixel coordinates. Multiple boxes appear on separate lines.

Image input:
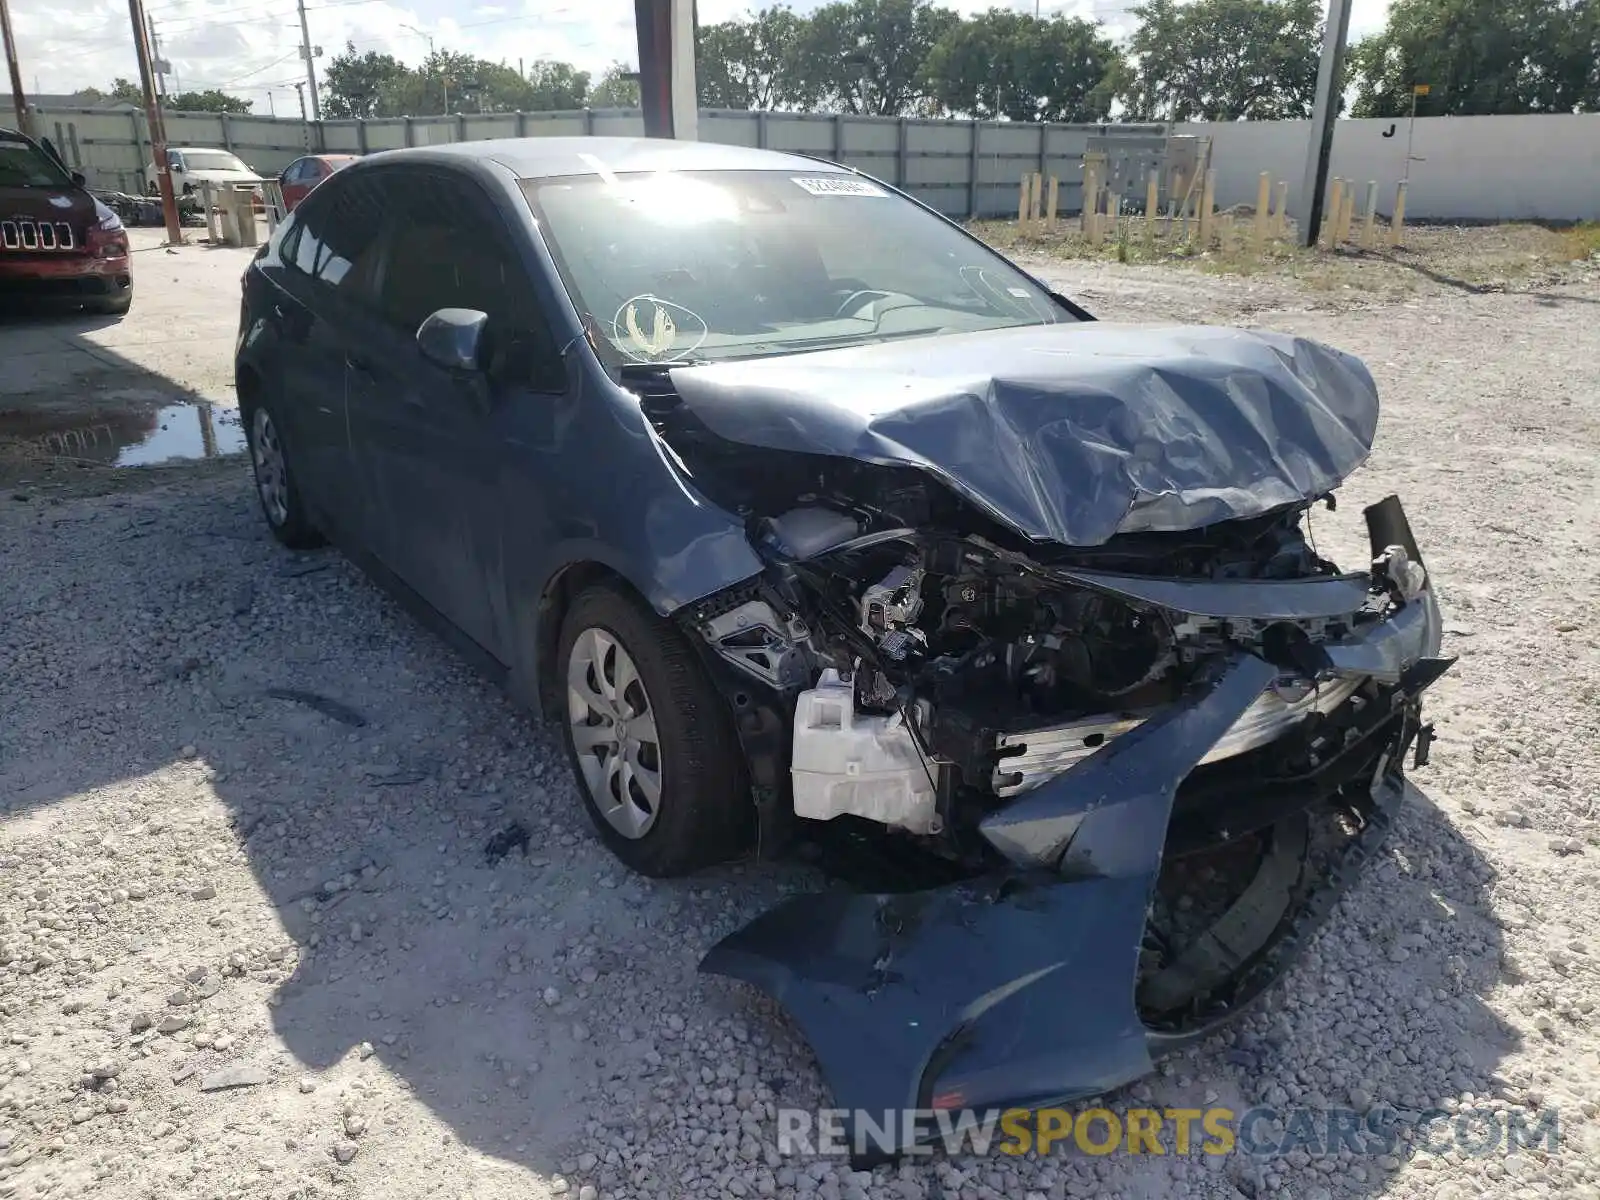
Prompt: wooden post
<box><xmin>1339</xmin><ymin>181</ymin><xmax>1356</xmax><ymax>245</ymax></box>
<box><xmin>1391</xmin><ymin>180</ymin><xmax>1408</xmax><ymax>246</ymax></box>
<box><xmin>1087</xmin><ymin>186</ymin><xmax>1104</xmax><ymax>246</ymax></box>
<box><xmin>1274</xmin><ymin>181</ymin><xmax>1289</xmax><ymax>238</ymax></box>
<box><xmin>1360</xmin><ymin>180</ymin><xmax>1378</xmax><ymax>248</ymax></box>
<box><xmin>1018</xmin><ymin>172</ymin><xmax>1029</xmax><ymax>227</ymax></box>
<box><xmin>1046</xmin><ymin>175</ymin><xmax>1059</xmax><ymax>231</ymax></box>
<box><xmin>1081</xmin><ymin>152</ymin><xmax>1105</xmax><ymax>235</ymax></box>
<box><xmin>1145</xmin><ymin>169</ymin><xmax>1159</xmax><ymax>244</ymax></box>
<box><xmin>1253</xmin><ymin>171</ymin><xmax>1270</xmax><ymax>251</ymax></box>
<box><xmin>1219</xmin><ymin>213</ymin><xmax>1234</xmax><ymax>254</ymax></box>
<box><xmin>1324</xmin><ymin>178</ymin><xmax>1342</xmax><ymax>246</ymax></box>
<box><xmin>1198</xmin><ymin>168</ymin><xmax>1216</xmax><ymax>247</ymax></box>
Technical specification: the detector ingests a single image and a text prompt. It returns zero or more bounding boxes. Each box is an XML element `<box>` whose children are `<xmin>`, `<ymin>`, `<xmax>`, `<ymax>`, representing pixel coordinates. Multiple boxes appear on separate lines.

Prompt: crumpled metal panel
<box><xmin>700</xmin><ymin>656</ymin><xmax>1277</xmax><ymax>1153</ymax></box>
<box><xmin>669</xmin><ymin>323</ymin><xmax>1380</xmax><ymax>547</ymax></box>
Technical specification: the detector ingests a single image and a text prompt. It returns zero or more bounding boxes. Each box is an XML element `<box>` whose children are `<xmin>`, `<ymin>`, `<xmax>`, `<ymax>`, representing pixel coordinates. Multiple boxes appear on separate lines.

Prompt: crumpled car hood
<box><xmin>668</xmin><ymin>323</ymin><xmax>1380</xmax><ymax>547</ymax></box>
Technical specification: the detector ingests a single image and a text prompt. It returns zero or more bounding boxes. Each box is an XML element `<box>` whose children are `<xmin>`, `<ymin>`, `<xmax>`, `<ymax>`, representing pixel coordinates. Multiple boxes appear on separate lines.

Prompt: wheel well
<box><xmin>235</xmin><ymin>363</ymin><xmax>263</xmax><ymax>417</ymax></box>
<box><xmin>536</xmin><ymin>562</ymin><xmax>644</xmax><ymax>711</ymax></box>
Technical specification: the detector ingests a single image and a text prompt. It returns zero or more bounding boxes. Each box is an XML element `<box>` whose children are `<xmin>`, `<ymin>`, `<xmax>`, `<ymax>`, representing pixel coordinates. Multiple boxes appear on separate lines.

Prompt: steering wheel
<box><xmin>834</xmin><ymin>289</ymin><xmax>890</xmax><ymax>319</ymax></box>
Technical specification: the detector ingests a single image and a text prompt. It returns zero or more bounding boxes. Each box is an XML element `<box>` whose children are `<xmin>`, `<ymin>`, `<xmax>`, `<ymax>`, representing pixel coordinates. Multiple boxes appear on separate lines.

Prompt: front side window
<box><xmin>376</xmin><ymin>171</ymin><xmax>564</xmax><ymax>391</ymax></box>
<box><xmin>0</xmin><ymin>137</ymin><xmax>72</xmax><ymax>188</ymax></box>
<box><xmin>521</xmin><ymin>169</ymin><xmax>1070</xmax><ymax>367</ymax></box>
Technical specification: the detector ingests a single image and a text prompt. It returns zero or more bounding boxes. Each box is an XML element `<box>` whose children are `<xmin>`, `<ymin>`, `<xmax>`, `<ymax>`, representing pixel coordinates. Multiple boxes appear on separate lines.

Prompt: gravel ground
<box><xmin>4</xmin><ymin>258</ymin><xmax>1600</xmax><ymax>1200</ymax></box>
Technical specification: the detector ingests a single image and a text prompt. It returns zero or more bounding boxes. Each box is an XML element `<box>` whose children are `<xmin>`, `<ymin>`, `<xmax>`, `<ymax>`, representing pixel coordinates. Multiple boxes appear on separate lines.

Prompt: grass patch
<box><xmin>1563</xmin><ymin>222</ymin><xmax>1600</xmax><ymax>261</ymax></box>
<box><xmin>972</xmin><ymin>216</ymin><xmax>1599</xmax><ymax>297</ymax></box>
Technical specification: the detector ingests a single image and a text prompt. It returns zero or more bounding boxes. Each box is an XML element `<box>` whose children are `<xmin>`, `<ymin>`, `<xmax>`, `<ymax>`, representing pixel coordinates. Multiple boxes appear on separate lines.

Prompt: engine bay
<box><xmin>654</xmin><ymin>394</ymin><xmax>1396</xmax><ymax>865</ymax></box>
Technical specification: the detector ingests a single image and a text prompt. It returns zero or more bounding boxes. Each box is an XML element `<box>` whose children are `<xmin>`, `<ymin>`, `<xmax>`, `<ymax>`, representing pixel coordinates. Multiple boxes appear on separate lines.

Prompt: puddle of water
<box><xmin>0</xmin><ymin>401</ymin><xmax>246</xmax><ymax>466</ymax></box>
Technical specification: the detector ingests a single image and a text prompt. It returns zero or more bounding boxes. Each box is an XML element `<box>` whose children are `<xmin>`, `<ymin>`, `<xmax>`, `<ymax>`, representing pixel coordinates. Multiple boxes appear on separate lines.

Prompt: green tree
<box><xmin>1123</xmin><ymin>0</ymin><xmax>1322</xmax><ymax>120</ymax></box>
<box><xmin>323</xmin><ymin>43</ymin><xmax>412</xmax><ymax>118</ymax></box>
<box><xmin>588</xmin><ymin>62</ymin><xmax>641</xmax><ymax>107</ymax></box>
<box><xmin>372</xmin><ymin>51</ymin><xmax>589</xmax><ymax>115</ymax></box>
<box><xmin>523</xmin><ymin>60</ymin><xmax>590</xmax><ymax>110</ymax></box>
<box><xmin>924</xmin><ymin>12</ymin><xmax>1123</xmax><ymax>122</ymax></box>
<box><xmin>792</xmin><ymin>0</ymin><xmax>959</xmax><ymax>114</ymax></box>
<box><xmin>1349</xmin><ymin>0</ymin><xmax>1592</xmax><ymax>116</ymax></box>
<box><xmin>167</xmin><ymin>89</ymin><xmax>252</xmax><ymax>114</ymax></box>
<box><xmin>101</xmin><ymin>78</ymin><xmax>144</xmax><ymax>105</ymax></box>
<box><xmin>696</xmin><ymin>7</ymin><xmax>808</xmax><ymax>108</ymax></box>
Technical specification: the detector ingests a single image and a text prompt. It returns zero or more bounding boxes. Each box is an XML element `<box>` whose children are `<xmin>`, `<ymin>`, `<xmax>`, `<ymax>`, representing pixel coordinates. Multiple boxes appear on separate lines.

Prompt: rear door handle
<box><xmin>346</xmin><ymin>352</ymin><xmax>374</xmax><ymax>375</ymax></box>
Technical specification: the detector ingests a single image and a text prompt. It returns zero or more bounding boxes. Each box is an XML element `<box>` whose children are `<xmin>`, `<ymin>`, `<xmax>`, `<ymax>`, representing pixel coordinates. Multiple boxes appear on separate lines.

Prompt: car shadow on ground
<box><xmin>0</xmin><ymin>449</ymin><xmax>1524</xmax><ymax>1196</ymax></box>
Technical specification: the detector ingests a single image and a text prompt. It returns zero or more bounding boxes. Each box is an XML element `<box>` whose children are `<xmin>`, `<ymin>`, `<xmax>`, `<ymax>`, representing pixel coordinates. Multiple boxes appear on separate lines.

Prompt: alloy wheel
<box><xmin>566</xmin><ymin>627</ymin><xmax>664</xmax><ymax>840</ymax></box>
<box><xmin>251</xmin><ymin>407</ymin><xmax>289</xmax><ymax>527</ymax></box>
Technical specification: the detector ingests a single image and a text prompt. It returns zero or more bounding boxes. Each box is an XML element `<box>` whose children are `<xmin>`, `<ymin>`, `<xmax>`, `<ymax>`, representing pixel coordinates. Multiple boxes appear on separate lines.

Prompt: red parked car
<box><xmin>278</xmin><ymin>154</ymin><xmax>358</xmax><ymax>212</ymax></box>
<box><xmin>0</xmin><ymin>127</ymin><xmax>131</xmax><ymax>315</ymax></box>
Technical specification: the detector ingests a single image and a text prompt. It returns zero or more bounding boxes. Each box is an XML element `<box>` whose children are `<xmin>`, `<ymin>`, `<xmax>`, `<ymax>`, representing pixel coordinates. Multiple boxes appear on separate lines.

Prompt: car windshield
<box><xmin>180</xmin><ymin>150</ymin><xmax>250</xmax><ymax>173</ymax></box>
<box><xmin>521</xmin><ymin>169</ymin><xmax>1070</xmax><ymax>366</ymax></box>
<box><xmin>0</xmin><ymin>138</ymin><xmax>73</xmax><ymax>188</ymax></box>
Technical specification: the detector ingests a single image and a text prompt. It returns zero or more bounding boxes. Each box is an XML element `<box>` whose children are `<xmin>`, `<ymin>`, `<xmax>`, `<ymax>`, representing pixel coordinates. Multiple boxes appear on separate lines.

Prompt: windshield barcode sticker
<box><xmin>792</xmin><ymin>176</ymin><xmax>887</xmax><ymax>198</ymax></box>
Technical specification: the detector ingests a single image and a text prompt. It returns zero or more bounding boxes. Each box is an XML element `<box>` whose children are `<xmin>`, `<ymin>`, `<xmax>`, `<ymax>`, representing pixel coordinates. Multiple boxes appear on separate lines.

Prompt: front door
<box><xmin>343</xmin><ymin>167</ymin><xmax>568</xmax><ymax>662</ymax></box>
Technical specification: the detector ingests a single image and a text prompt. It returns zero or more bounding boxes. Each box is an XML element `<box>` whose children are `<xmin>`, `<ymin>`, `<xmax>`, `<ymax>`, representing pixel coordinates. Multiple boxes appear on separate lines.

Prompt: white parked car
<box><xmin>143</xmin><ymin>147</ymin><xmax>261</xmax><ymax>197</ymax></box>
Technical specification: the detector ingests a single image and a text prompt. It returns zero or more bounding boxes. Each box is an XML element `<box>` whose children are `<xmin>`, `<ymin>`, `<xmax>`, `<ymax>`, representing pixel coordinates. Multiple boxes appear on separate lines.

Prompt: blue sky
<box><xmin>14</xmin><ymin>0</ymin><xmax>1395</xmax><ymax>114</ymax></box>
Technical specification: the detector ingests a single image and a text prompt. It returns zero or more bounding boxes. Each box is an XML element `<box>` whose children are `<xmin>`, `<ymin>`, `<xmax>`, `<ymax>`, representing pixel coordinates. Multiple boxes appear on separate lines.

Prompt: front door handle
<box><xmin>346</xmin><ymin>352</ymin><xmax>374</xmax><ymax>376</ymax></box>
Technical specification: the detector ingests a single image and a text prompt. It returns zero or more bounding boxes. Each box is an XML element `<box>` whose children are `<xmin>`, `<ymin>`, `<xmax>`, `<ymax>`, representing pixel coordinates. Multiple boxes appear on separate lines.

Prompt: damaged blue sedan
<box><xmin>235</xmin><ymin>136</ymin><xmax>1451</xmax><ymax>1157</ymax></box>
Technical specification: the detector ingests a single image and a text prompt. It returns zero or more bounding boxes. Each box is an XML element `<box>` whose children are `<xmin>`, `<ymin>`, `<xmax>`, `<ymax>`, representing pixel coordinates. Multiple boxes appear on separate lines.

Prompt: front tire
<box><xmin>245</xmin><ymin>401</ymin><xmax>323</xmax><ymax>549</ymax></box>
<box><xmin>558</xmin><ymin>584</ymin><xmax>750</xmax><ymax>877</ymax></box>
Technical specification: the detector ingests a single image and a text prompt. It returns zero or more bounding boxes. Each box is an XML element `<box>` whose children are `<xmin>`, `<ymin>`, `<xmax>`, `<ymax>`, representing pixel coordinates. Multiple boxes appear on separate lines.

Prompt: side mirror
<box><xmin>417</xmin><ymin>308</ymin><xmax>492</xmax><ymax>409</ymax></box>
<box><xmin>71</xmin><ymin>172</ymin><xmax>86</xmax><ymax>187</ymax></box>
<box><xmin>417</xmin><ymin>308</ymin><xmax>488</xmax><ymax>372</ymax></box>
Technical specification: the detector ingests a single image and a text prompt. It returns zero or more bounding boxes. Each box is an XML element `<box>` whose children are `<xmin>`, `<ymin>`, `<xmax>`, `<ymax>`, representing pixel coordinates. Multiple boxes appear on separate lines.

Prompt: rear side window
<box><xmin>376</xmin><ymin>170</ymin><xmax>565</xmax><ymax>392</ymax></box>
<box><xmin>288</xmin><ymin>173</ymin><xmax>387</xmax><ymax>298</ymax></box>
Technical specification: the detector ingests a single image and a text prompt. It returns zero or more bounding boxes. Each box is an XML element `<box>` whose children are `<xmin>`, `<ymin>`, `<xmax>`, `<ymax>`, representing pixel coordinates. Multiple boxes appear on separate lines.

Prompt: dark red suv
<box><xmin>0</xmin><ymin>127</ymin><xmax>132</xmax><ymax>315</ymax></box>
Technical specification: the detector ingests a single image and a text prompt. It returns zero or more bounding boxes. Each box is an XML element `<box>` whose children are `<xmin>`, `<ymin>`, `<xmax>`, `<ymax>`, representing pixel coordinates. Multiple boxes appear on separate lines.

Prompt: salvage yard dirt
<box><xmin>3</xmin><ymin>229</ymin><xmax>1600</xmax><ymax>1200</ymax></box>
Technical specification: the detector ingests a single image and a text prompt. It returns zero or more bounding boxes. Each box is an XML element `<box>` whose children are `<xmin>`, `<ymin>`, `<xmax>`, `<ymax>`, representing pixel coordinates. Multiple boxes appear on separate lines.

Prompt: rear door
<box><xmin>253</xmin><ymin>172</ymin><xmax>388</xmax><ymax>537</ymax></box>
<box><xmin>343</xmin><ymin>165</ymin><xmax>567</xmax><ymax>661</ymax></box>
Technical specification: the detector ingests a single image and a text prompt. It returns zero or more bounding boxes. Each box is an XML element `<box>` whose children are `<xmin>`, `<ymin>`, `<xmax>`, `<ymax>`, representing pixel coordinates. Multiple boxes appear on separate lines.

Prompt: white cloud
<box><xmin>11</xmin><ymin>0</ymin><xmax>1393</xmax><ymax>113</ymax></box>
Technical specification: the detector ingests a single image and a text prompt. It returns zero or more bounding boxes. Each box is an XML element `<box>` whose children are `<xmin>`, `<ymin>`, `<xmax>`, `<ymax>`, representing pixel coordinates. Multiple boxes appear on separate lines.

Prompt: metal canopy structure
<box><xmin>633</xmin><ymin>0</ymin><xmax>698</xmax><ymax>140</ymax></box>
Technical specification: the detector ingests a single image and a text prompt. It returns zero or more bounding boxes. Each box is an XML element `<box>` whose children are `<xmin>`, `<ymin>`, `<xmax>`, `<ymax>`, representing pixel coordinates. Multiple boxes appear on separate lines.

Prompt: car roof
<box><xmin>361</xmin><ymin>136</ymin><xmax>846</xmax><ymax>181</ymax></box>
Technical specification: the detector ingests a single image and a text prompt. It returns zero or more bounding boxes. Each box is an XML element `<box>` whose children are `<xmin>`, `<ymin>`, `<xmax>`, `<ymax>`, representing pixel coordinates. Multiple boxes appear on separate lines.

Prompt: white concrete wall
<box><xmin>1178</xmin><ymin>114</ymin><xmax>1600</xmax><ymax>222</ymax></box>
<box><xmin>36</xmin><ymin>104</ymin><xmax>1600</xmax><ymax>222</ymax></box>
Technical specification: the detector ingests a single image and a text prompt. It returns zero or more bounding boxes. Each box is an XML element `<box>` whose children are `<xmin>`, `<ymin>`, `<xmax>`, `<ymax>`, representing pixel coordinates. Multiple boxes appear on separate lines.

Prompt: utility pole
<box><xmin>127</xmin><ymin>0</ymin><xmax>182</xmax><ymax>244</ymax></box>
<box><xmin>147</xmin><ymin>15</ymin><xmax>168</xmax><ymax>97</ymax></box>
<box><xmin>1</xmin><ymin>0</ymin><xmax>33</xmax><ymax>137</ymax></box>
<box><xmin>633</xmin><ymin>0</ymin><xmax>697</xmax><ymax>140</ymax></box>
<box><xmin>296</xmin><ymin>0</ymin><xmax>320</xmax><ymax>120</ymax></box>
<box><xmin>402</xmin><ymin>25</ymin><xmax>446</xmax><ymax>114</ymax></box>
<box><xmin>1296</xmin><ymin>0</ymin><xmax>1353</xmax><ymax>247</ymax></box>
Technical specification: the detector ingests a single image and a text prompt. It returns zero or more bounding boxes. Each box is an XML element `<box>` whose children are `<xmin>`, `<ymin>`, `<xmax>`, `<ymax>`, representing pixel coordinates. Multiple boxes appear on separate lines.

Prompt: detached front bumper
<box><xmin>701</xmin><ymin>497</ymin><xmax>1451</xmax><ymax>1160</ymax></box>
